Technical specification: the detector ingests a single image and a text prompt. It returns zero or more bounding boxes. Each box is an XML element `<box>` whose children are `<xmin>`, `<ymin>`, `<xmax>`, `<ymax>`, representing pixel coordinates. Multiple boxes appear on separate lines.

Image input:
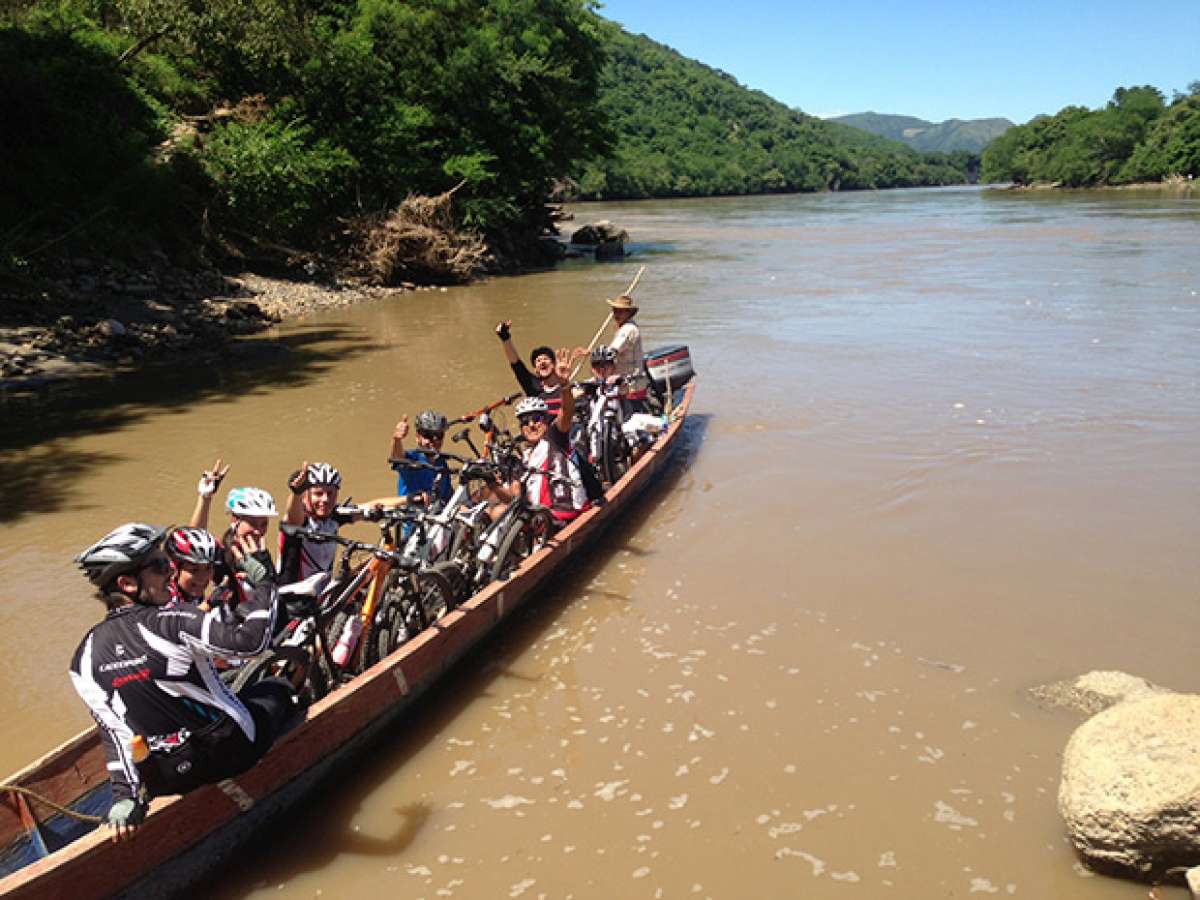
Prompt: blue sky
<box><xmin>594</xmin><ymin>0</ymin><xmax>1199</xmax><ymax>124</ymax></box>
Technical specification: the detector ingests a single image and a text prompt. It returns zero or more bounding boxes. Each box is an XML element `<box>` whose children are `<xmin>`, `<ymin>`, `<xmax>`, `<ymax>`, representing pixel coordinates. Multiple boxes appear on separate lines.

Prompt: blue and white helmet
<box><xmin>74</xmin><ymin>523</ymin><xmax>166</xmax><ymax>587</ymax></box>
<box><xmin>226</xmin><ymin>487</ymin><xmax>278</xmax><ymax>517</ymax></box>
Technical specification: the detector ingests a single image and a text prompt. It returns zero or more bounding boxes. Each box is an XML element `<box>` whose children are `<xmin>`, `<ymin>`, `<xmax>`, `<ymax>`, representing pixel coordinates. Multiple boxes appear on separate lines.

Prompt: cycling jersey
<box><xmin>278</xmin><ymin>511</ymin><xmax>355</xmax><ymax>585</ymax></box>
<box><xmin>510</xmin><ymin>361</ymin><xmax>563</xmax><ymax>414</ymax></box>
<box><xmin>391</xmin><ymin>449</ymin><xmax>453</xmax><ymax>502</ymax></box>
<box><xmin>524</xmin><ymin>426</ymin><xmax>589</xmax><ymax>523</ymax></box>
<box><xmin>68</xmin><ymin>567</ymin><xmax>279</xmax><ymax>804</ymax></box>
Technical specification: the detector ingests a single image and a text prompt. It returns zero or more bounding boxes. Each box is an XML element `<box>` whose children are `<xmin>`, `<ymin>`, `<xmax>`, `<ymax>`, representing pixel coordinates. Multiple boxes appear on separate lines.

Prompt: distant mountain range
<box><xmin>830</xmin><ymin>112</ymin><xmax>1014</xmax><ymax>154</ymax></box>
<box><xmin>573</xmin><ymin>27</ymin><xmax>978</xmax><ymax>199</ymax></box>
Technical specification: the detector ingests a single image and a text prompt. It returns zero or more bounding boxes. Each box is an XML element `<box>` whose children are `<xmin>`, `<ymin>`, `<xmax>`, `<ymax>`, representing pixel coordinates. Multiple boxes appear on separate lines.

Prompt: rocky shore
<box><xmin>0</xmin><ymin>259</ymin><xmax>445</xmax><ymax>395</ymax></box>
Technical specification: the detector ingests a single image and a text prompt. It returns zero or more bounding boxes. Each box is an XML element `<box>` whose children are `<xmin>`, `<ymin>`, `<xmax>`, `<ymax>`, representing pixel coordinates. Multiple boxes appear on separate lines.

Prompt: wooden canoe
<box><xmin>0</xmin><ymin>378</ymin><xmax>697</xmax><ymax>900</ymax></box>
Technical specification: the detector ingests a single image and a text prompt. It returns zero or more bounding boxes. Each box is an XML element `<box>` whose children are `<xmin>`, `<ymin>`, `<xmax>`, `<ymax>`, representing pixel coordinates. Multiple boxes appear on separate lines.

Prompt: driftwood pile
<box><xmin>345</xmin><ymin>185</ymin><xmax>490</xmax><ymax>286</ymax></box>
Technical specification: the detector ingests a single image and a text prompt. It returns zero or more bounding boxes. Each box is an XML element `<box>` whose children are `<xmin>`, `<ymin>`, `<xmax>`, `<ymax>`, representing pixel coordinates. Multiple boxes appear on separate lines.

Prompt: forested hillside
<box><xmin>832</xmin><ymin>112</ymin><xmax>1012</xmax><ymax>154</ymax></box>
<box><xmin>1</xmin><ymin>0</ymin><xmax>609</xmax><ymax>277</ymax></box>
<box><xmin>981</xmin><ymin>84</ymin><xmax>1200</xmax><ymax>186</ymax></box>
<box><xmin>574</xmin><ymin>26</ymin><xmax>975</xmax><ymax>199</ymax></box>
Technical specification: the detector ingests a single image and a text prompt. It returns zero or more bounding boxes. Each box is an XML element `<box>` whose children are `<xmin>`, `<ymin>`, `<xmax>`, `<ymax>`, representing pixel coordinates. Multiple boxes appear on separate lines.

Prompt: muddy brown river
<box><xmin>1</xmin><ymin>186</ymin><xmax>1198</xmax><ymax>898</ymax></box>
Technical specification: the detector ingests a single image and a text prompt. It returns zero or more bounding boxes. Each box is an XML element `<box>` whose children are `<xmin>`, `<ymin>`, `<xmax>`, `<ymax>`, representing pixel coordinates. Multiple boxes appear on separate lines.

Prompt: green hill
<box><xmin>832</xmin><ymin>112</ymin><xmax>1013</xmax><ymax>154</ymax></box>
<box><xmin>981</xmin><ymin>84</ymin><xmax>1200</xmax><ymax>187</ymax></box>
<box><xmin>574</xmin><ymin>27</ymin><xmax>975</xmax><ymax>199</ymax></box>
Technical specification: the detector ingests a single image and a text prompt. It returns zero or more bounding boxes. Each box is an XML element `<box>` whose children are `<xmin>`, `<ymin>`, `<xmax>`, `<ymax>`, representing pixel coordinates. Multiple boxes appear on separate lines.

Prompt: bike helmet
<box><xmin>590</xmin><ymin>345</ymin><xmax>616</xmax><ymax>366</ymax></box>
<box><xmin>164</xmin><ymin>526</ymin><xmax>221</xmax><ymax>565</ymax></box>
<box><xmin>415</xmin><ymin>410</ymin><xmax>448</xmax><ymax>434</ymax></box>
<box><xmin>74</xmin><ymin>523</ymin><xmax>166</xmax><ymax>588</ymax></box>
<box><xmin>305</xmin><ymin>462</ymin><xmax>342</xmax><ymax>488</ymax></box>
<box><xmin>516</xmin><ymin>396</ymin><xmax>550</xmax><ymax>418</ymax></box>
<box><xmin>226</xmin><ymin>486</ymin><xmax>278</xmax><ymax>517</ymax></box>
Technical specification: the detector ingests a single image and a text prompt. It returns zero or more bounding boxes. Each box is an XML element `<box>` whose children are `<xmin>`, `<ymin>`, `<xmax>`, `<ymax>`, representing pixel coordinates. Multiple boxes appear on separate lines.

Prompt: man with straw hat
<box><xmin>606</xmin><ymin>293</ymin><xmax>649</xmax><ymax>411</ymax></box>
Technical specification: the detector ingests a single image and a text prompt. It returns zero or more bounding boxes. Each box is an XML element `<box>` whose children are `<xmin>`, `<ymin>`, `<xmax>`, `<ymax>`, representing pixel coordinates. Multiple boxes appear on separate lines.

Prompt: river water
<box><xmin>1</xmin><ymin>186</ymin><xmax>1198</xmax><ymax>898</ymax></box>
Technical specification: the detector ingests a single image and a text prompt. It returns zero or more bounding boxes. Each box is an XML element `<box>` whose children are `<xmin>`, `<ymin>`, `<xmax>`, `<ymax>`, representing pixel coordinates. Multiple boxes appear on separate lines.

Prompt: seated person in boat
<box><xmin>606</xmin><ymin>294</ymin><xmax>650</xmax><ymax>413</ymax></box>
<box><xmin>70</xmin><ymin>523</ymin><xmax>295</xmax><ymax>836</ymax></box>
<box><xmin>492</xmin><ymin>349</ymin><xmax>591</xmax><ymax>528</ymax></box>
<box><xmin>163</xmin><ymin>526</ymin><xmax>221</xmax><ymax>608</ymax></box>
<box><xmin>388</xmin><ymin>410</ymin><xmax>454</xmax><ymax>507</ymax></box>
<box><xmin>495</xmin><ymin>320</ymin><xmax>568</xmax><ymax>414</ymax></box>
<box><xmin>280</xmin><ymin>462</ymin><xmax>370</xmax><ymax>585</ymax></box>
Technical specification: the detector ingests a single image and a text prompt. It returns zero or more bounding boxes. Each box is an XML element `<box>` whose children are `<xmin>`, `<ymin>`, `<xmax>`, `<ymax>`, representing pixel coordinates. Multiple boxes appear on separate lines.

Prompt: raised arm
<box><xmin>284</xmin><ymin>462</ymin><xmax>309</xmax><ymax>527</ymax></box>
<box><xmin>389</xmin><ymin>415</ymin><xmax>408</xmax><ymax>460</ymax></box>
<box><xmin>553</xmin><ymin>347</ymin><xmax>580</xmax><ymax>433</ymax></box>
<box><xmin>188</xmin><ymin>458</ymin><xmax>229</xmax><ymax>529</ymax></box>
<box><xmin>496</xmin><ymin>320</ymin><xmax>520</xmax><ymax>366</ymax></box>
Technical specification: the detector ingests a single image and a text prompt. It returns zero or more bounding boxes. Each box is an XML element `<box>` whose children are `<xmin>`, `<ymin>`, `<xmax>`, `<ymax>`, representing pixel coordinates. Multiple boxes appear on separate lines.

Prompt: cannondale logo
<box><xmin>115</xmin><ymin>643</ymin><xmax>125</xmax><ymax>656</ymax></box>
<box><xmin>176</xmin><ymin>760</ymin><xmax>192</xmax><ymax>774</ymax></box>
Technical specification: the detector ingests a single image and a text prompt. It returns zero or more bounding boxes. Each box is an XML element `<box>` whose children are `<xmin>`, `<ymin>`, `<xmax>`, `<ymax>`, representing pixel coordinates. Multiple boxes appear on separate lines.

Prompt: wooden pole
<box><xmin>571</xmin><ymin>266</ymin><xmax>646</xmax><ymax>379</ymax></box>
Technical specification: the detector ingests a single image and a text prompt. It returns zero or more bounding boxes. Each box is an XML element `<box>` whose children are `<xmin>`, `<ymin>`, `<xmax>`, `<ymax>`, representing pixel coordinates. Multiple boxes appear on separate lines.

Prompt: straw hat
<box><xmin>606</xmin><ymin>294</ymin><xmax>639</xmax><ymax>314</ymax></box>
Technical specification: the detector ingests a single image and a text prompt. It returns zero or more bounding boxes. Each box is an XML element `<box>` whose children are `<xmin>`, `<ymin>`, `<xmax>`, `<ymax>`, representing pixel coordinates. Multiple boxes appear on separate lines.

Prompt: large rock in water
<box><xmin>1060</xmin><ymin>693</ymin><xmax>1200</xmax><ymax>878</ymax></box>
<box><xmin>570</xmin><ymin>220</ymin><xmax>627</xmax><ymax>245</ymax></box>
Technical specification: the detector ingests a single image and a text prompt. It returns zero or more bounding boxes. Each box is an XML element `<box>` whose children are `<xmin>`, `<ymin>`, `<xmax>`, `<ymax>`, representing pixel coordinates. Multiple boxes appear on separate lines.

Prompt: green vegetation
<box><xmin>981</xmin><ymin>84</ymin><xmax>1200</xmax><ymax>187</ymax></box>
<box><xmin>573</xmin><ymin>26</ymin><xmax>975</xmax><ymax>199</ymax></box>
<box><xmin>1</xmin><ymin>0</ymin><xmax>609</xmax><ymax>274</ymax></box>
<box><xmin>832</xmin><ymin>112</ymin><xmax>1013</xmax><ymax>154</ymax></box>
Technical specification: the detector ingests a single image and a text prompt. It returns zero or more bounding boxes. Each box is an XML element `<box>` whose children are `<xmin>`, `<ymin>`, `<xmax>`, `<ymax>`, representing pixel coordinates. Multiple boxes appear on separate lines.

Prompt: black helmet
<box><xmin>75</xmin><ymin>523</ymin><xmax>166</xmax><ymax>588</ymax></box>
<box><xmin>590</xmin><ymin>345</ymin><xmax>616</xmax><ymax>366</ymax></box>
<box><xmin>415</xmin><ymin>410</ymin><xmax>448</xmax><ymax>434</ymax></box>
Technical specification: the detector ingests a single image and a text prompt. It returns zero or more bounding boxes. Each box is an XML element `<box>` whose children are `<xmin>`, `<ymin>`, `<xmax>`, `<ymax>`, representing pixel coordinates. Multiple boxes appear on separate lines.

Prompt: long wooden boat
<box><xmin>0</xmin><ymin>376</ymin><xmax>697</xmax><ymax>899</ymax></box>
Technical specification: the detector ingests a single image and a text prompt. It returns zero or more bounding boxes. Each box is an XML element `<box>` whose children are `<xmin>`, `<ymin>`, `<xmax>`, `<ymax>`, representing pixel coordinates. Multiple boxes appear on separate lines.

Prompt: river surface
<box><xmin>1</xmin><ymin>186</ymin><xmax>1198</xmax><ymax>898</ymax></box>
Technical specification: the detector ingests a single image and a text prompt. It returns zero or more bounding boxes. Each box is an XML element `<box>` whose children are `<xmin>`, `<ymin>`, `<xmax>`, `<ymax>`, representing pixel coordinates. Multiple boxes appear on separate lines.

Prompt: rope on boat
<box><xmin>1</xmin><ymin>784</ymin><xmax>103</xmax><ymax>824</ymax></box>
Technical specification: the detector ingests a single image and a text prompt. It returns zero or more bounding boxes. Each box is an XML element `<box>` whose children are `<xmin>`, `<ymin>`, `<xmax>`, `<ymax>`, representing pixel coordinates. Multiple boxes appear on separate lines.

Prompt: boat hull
<box><xmin>0</xmin><ymin>379</ymin><xmax>696</xmax><ymax>900</ymax></box>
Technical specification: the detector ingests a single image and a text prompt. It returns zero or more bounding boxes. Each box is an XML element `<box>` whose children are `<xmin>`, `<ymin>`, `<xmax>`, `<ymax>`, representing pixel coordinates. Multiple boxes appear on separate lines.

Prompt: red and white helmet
<box><xmin>164</xmin><ymin>527</ymin><xmax>221</xmax><ymax>565</ymax></box>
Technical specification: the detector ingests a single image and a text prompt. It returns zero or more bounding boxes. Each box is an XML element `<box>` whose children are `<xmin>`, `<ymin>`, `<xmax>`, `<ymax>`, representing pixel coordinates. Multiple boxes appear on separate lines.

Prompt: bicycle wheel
<box><xmin>231</xmin><ymin>646</ymin><xmax>328</xmax><ymax>703</ymax></box>
<box><xmin>489</xmin><ymin>508</ymin><xmax>555</xmax><ymax>582</ymax></box>
<box><xmin>415</xmin><ymin>566</ymin><xmax>456</xmax><ymax>622</ymax></box>
<box><xmin>428</xmin><ymin>559</ymin><xmax>470</xmax><ymax>608</ymax></box>
<box><xmin>602</xmin><ymin>419</ymin><xmax>629</xmax><ymax>485</ymax></box>
<box><xmin>364</xmin><ymin>579</ymin><xmax>422</xmax><ymax>667</ymax></box>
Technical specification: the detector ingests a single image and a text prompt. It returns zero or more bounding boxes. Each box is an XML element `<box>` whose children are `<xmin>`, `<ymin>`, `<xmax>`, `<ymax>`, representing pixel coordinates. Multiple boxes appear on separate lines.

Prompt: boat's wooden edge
<box><xmin>0</xmin><ymin>378</ymin><xmax>697</xmax><ymax>899</ymax></box>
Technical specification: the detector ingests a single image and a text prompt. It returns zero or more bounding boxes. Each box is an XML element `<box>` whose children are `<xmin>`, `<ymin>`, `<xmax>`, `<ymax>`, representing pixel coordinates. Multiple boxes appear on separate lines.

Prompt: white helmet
<box><xmin>305</xmin><ymin>463</ymin><xmax>342</xmax><ymax>488</ymax></box>
<box><xmin>226</xmin><ymin>486</ymin><xmax>278</xmax><ymax>517</ymax></box>
<box><xmin>515</xmin><ymin>396</ymin><xmax>549</xmax><ymax>418</ymax></box>
<box><xmin>75</xmin><ymin>523</ymin><xmax>166</xmax><ymax>588</ymax></box>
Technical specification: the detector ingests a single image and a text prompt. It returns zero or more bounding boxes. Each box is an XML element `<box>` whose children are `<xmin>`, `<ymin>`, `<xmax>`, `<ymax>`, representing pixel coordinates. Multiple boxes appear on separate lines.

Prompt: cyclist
<box><xmin>280</xmin><ymin>462</ymin><xmax>370</xmax><ymax>585</ymax></box>
<box><xmin>163</xmin><ymin>526</ymin><xmax>221</xmax><ymax>608</ymax></box>
<box><xmin>495</xmin><ymin>320</ymin><xmax>570</xmax><ymax>414</ymax></box>
<box><xmin>69</xmin><ymin>523</ymin><xmax>294</xmax><ymax>837</ymax></box>
<box><xmin>606</xmin><ymin>294</ymin><xmax>649</xmax><ymax>413</ymax></box>
<box><xmin>389</xmin><ymin>411</ymin><xmax>454</xmax><ymax>506</ymax></box>
<box><xmin>495</xmin><ymin>348</ymin><xmax>590</xmax><ymax>527</ymax></box>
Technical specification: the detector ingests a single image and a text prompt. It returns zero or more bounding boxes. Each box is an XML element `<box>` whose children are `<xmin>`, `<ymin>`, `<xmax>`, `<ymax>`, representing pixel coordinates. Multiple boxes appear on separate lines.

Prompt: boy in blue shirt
<box><xmin>389</xmin><ymin>410</ymin><xmax>453</xmax><ymax>506</ymax></box>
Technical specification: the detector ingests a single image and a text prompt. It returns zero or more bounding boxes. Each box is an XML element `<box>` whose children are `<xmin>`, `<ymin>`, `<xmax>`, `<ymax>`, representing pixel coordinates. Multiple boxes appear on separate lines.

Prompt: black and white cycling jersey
<box><xmin>68</xmin><ymin>573</ymin><xmax>279</xmax><ymax>803</ymax></box>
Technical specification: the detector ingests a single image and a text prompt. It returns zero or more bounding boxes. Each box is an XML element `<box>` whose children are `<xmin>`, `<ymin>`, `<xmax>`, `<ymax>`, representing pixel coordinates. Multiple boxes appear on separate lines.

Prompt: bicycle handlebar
<box><xmin>450</xmin><ymin>391</ymin><xmax>522</xmax><ymax>425</ymax></box>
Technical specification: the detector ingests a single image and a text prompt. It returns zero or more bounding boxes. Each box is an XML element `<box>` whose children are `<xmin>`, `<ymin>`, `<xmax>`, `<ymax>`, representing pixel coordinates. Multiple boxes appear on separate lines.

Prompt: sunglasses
<box><xmin>519</xmin><ymin>415</ymin><xmax>547</xmax><ymax>426</ymax></box>
<box><xmin>417</xmin><ymin>430</ymin><xmax>445</xmax><ymax>440</ymax></box>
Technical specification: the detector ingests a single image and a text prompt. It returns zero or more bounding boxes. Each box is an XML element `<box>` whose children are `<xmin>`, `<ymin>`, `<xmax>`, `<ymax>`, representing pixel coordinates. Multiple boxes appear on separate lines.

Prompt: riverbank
<box><xmin>0</xmin><ymin>263</ymin><xmax>454</xmax><ymax>397</ymax></box>
<box><xmin>999</xmin><ymin>176</ymin><xmax>1196</xmax><ymax>192</ymax></box>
